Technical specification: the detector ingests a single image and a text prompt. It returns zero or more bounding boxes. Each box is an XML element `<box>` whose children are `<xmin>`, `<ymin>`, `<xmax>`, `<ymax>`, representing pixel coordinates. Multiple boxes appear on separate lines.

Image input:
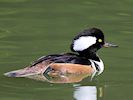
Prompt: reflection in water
<box><xmin>73</xmin><ymin>84</ymin><xmax>104</xmax><ymax>100</ymax></box>
<box><xmin>74</xmin><ymin>86</ymin><xmax>97</xmax><ymax>100</ymax></box>
<box><xmin>25</xmin><ymin>73</ymin><xmax>104</xmax><ymax>100</ymax></box>
<box><xmin>26</xmin><ymin>73</ymin><xmax>91</xmax><ymax>83</ymax></box>
<box><xmin>4</xmin><ymin>71</ymin><xmax>104</xmax><ymax>100</ymax></box>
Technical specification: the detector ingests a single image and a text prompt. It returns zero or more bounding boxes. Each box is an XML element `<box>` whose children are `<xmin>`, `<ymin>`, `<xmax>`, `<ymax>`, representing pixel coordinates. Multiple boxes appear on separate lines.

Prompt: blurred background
<box><xmin>0</xmin><ymin>0</ymin><xmax>133</xmax><ymax>100</ymax></box>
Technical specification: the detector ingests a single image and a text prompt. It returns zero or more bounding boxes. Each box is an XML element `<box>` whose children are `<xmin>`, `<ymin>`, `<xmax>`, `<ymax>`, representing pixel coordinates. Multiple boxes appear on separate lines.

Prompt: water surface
<box><xmin>0</xmin><ymin>0</ymin><xmax>133</xmax><ymax>100</ymax></box>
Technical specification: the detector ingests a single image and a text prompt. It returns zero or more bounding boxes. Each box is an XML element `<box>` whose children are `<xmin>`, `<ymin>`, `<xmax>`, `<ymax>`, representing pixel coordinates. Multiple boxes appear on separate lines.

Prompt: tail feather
<box><xmin>4</xmin><ymin>68</ymin><xmax>40</xmax><ymax>77</ymax></box>
<box><xmin>4</xmin><ymin>61</ymin><xmax>52</xmax><ymax>77</ymax></box>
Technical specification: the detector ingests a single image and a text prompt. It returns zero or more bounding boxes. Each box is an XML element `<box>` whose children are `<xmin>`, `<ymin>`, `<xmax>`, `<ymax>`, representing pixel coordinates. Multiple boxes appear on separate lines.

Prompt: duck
<box><xmin>4</xmin><ymin>28</ymin><xmax>118</xmax><ymax>78</ymax></box>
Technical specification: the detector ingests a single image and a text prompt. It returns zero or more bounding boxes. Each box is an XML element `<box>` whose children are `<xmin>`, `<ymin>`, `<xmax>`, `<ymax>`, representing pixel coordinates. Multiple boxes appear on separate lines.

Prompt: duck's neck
<box><xmin>78</xmin><ymin>51</ymin><xmax>100</xmax><ymax>61</ymax></box>
<box><xmin>78</xmin><ymin>51</ymin><xmax>104</xmax><ymax>75</ymax></box>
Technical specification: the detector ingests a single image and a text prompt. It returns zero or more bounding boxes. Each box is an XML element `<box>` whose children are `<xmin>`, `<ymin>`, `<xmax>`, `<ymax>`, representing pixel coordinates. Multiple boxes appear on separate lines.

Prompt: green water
<box><xmin>0</xmin><ymin>0</ymin><xmax>133</xmax><ymax>100</ymax></box>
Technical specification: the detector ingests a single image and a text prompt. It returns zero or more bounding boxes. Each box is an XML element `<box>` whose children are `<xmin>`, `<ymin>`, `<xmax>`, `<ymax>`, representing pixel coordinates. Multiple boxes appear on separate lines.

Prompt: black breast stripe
<box><xmin>93</xmin><ymin>62</ymin><xmax>100</xmax><ymax>71</ymax></box>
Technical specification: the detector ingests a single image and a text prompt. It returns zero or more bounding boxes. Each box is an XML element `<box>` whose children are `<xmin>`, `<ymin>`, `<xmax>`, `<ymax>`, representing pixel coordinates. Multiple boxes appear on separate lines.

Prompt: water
<box><xmin>0</xmin><ymin>0</ymin><xmax>133</xmax><ymax>100</ymax></box>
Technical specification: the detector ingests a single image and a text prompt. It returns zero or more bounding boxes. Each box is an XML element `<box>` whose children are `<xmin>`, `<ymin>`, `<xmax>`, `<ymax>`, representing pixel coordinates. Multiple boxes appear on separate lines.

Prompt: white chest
<box><xmin>89</xmin><ymin>59</ymin><xmax>104</xmax><ymax>75</ymax></box>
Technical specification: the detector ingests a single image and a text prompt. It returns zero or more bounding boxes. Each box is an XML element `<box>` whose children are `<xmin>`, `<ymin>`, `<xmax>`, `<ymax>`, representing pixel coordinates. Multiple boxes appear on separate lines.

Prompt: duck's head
<box><xmin>71</xmin><ymin>28</ymin><xmax>118</xmax><ymax>56</ymax></box>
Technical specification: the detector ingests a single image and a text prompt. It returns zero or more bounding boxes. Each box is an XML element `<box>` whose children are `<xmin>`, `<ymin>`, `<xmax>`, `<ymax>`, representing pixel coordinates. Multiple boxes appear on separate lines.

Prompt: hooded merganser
<box><xmin>4</xmin><ymin>28</ymin><xmax>118</xmax><ymax>78</ymax></box>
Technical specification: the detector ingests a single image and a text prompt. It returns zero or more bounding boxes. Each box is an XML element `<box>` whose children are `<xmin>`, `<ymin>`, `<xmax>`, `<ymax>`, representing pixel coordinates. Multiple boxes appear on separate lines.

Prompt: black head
<box><xmin>71</xmin><ymin>28</ymin><xmax>105</xmax><ymax>55</ymax></box>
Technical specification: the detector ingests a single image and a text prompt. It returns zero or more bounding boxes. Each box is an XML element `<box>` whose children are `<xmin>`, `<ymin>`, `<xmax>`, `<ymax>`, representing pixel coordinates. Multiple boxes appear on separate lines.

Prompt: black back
<box><xmin>31</xmin><ymin>53</ymin><xmax>91</xmax><ymax>66</ymax></box>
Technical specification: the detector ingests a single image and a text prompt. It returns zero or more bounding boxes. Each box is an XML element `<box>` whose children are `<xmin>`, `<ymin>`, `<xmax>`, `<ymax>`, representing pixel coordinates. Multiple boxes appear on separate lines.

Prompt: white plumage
<box><xmin>73</xmin><ymin>36</ymin><xmax>97</xmax><ymax>51</ymax></box>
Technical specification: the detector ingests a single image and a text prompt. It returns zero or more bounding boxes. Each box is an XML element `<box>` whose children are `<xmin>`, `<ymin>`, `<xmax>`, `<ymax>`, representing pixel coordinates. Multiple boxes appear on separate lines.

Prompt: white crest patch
<box><xmin>73</xmin><ymin>36</ymin><xmax>96</xmax><ymax>51</ymax></box>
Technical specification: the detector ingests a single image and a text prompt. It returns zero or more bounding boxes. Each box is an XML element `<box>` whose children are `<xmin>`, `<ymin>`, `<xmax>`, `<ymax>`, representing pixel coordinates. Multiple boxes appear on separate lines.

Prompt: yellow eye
<box><xmin>98</xmin><ymin>39</ymin><xmax>102</xmax><ymax>42</ymax></box>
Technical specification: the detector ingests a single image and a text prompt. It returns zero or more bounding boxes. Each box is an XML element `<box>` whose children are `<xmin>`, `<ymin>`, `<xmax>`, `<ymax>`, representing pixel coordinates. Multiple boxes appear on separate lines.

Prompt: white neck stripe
<box><xmin>89</xmin><ymin>59</ymin><xmax>104</xmax><ymax>75</ymax></box>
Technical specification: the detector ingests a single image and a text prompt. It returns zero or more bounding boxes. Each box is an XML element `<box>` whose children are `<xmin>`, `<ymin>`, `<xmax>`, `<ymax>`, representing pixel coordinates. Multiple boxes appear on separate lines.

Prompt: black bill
<box><xmin>104</xmin><ymin>42</ymin><xmax>118</xmax><ymax>48</ymax></box>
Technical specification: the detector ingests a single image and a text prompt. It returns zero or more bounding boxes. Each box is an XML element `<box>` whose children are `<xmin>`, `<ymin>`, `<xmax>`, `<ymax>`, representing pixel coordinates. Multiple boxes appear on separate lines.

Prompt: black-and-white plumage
<box><xmin>4</xmin><ymin>27</ymin><xmax>118</xmax><ymax>78</ymax></box>
<box><xmin>32</xmin><ymin>28</ymin><xmax>106</xmax><ymax>74</ymax></box>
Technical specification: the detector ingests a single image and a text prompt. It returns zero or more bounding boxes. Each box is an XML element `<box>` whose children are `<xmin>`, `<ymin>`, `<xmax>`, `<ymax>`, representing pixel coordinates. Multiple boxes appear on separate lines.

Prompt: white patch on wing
<box><xmin>73</xmin><ymin>36</ymin><xmax>96</xmax><ymax>51</ymax></box>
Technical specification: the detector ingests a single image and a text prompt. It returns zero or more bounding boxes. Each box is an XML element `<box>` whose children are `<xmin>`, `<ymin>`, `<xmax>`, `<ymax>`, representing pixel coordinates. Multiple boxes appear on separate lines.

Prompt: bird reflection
<box><xmin>24</xmin><ymin>73</ymin><xmax>104</xmax><ymax>100</ymax></box>
<box><xmin>26</xmin><ymin>73</ymin><xmax>92</xmax><ymax>83</ymax></box>
<box><xmin>74</xmin><ymin>86</ymin><xmax>97</xmax><ymax>100</ymax></box>
<box><xmin>73</xmin><ymin>84</ymin><xmax>104</xmax><ymax>100</ymax></box>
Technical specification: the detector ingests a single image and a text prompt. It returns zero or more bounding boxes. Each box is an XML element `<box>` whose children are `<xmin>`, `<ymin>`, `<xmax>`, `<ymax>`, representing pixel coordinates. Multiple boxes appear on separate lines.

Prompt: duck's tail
<box><xmin>4</xmin><ymin>61</ymin><xmax>52</xmax><ymax>77</ymax></box>
<box><xmin>4</xmin><ymin>67</ymin><xmax>39</xmax><ymax>77</ymax></box>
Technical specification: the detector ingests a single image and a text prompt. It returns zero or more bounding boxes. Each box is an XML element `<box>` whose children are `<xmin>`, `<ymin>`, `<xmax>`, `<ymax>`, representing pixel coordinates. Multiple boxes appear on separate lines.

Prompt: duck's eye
<box><xmin>98</xmin><ymin>39</ymin><xmax>102</xmax><ymax>42</ymax></box>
